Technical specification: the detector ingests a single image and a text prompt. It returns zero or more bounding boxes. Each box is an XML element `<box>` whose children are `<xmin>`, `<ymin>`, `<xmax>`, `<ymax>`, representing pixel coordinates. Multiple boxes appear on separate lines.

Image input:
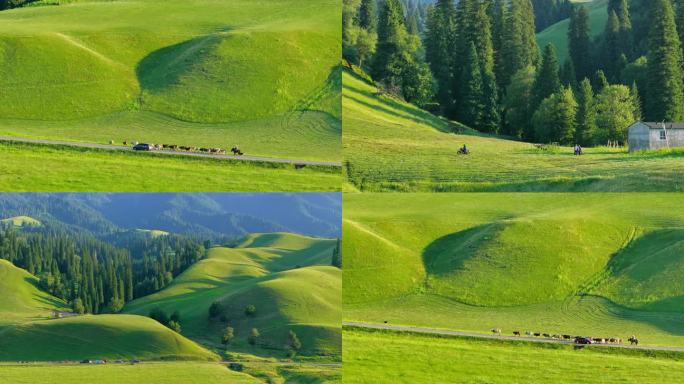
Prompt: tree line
<box><xmin>0</xmin><ymin>227</ymin><xmax>206</xmax><ymax>314</ymax></box>
<box><xmin>344</xmin><ymin>0</ymin><xmax>684</xmax><ymax>146</ymax></box>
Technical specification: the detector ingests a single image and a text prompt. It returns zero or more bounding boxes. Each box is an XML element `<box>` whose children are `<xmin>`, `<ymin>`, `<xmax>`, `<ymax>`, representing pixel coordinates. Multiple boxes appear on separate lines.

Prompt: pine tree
<box><xmin>532</xmin><ymin>44</ymin><xmax>561</xmax><ymax>111</ymax></box>
<box><xmin>458</xmin><ymin>43</ymin><xmax>484</xmax><ymax>128</ymax></box>
<box><xmin>358</xmin><ymin>0</ymin><xmax>377</xmax><ymax>32</ymax></box>
<box><xmin>501</xmin><ymin>0</ymin><xmax>539</xmax><ymax>88</ymax></box>
<box><xmin>603</xmin><ymin>11</ymin><xmax>622</xmax><ymax>81</ymax></box>
<box><xmin>646</xmin><ymin>0</ymin><xmax>684</xmax><ymax>121</ymax></box>
<box><xmin>480</xmin><ymin>72</ymin><xmax>501</xmax><ymax>133</ymax></box>
<box><xmin>568</xmin><ymin>6</ymin><xmax>591</xmax><ymax>82</ymax></box>
<box><xmin>592</xmin><ymin>70</ymin><xmax>609</xmax><ymax>93</ymax></box>
<box><xmin>491</xmin><ymin>0</ymin><xmax>507</xmax><ymax>90</ymax></box>
<box><xmin>631</xmin><ymin>82</ymin><xmax>643</xmax><ymax>121</ymax></box>
<box><xmin>560</xmin><ymin>59</ymin><xmax>578</xmax><ymax>89</ymax></box>
<box><xmin>575</xmin><ymin>78</ymin><xmax>597</xmax><ymax>146</ymax></box>
<box><xmin>372</xmin><ymin>0</ymin><xmax>409</xmax><ymax>85</ymax></box>
<box><xmin>676</xmin><ymin>0</ymin><xmax>684</xmax><ymax>52</ymax></box>
<box><xmin>425</xmin><ymin>0</ymin><xmax>456</xmax><ymax>112</ymax></box>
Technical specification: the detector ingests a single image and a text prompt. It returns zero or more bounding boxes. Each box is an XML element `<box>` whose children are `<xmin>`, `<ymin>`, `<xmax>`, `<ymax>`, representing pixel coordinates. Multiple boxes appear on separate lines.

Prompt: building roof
<box><xmin>641</xmin><ymin>122</ymin><xmax>684</xmax><ymax>129</ymax></box>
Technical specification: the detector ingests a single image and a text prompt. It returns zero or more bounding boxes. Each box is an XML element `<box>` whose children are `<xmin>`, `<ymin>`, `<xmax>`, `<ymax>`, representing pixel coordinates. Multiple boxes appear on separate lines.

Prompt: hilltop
<box><xmin>0</xmin><ymin>259</ymin><xmax>66</xmax><ymax>324</ymax></box>
<box><xmin>0</xmin><ymin>215</ymin><xmax>41</xmax><ymax>228</ymax></box>
<box><xmin>125</xmin><ymin>233</ymin><xmax>341</xmax><ymax>357</ymax></box>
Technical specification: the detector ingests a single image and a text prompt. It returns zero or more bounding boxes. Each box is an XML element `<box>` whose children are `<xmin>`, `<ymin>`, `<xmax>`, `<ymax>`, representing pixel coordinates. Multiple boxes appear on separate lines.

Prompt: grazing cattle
<box><xmin>169</xmin><ymin>145</ymin><xmax>178</xmax><ymax>150</ymax></box>
<box><xmin>295</xmin><ymin>164</ymin><xmax>307</xmax><ymax>170</ymax></box>
<box><xmin>552</xmin><ymin>334</ymin><xmax>562</xmax><ymax>339</ymax></box>
<box><xmin>592</xmin><ymin>338</ymin><xmax>605</xmax><ymax>344</ymax></box>
<box><xmin>384</xmin><ymin>320</ymin><xmax>388</xmax><ymax>324</ymax></box>
<box><xmin>513</xmin><ymin>331</ymin><xmax>521</xmax><ymax>337</ymax></box>
<box><xmin>525</xmin><ymin>331</ymin><xmax>532</xmax><ymax>336</ymax></box>
<box><xmin>123</xmin><ymin>141</ymin><xmax>127</xmax><ymax>146</ymax></box>
<box><xmin>491</xmin><ymin>328</ymin><xmax>502</xmax><ymax>335</ymax></box>
<box><xmin>542</xmin><ymin>333</ymin><xmax>551</xmax><ymax>338</ymax></box>
<box><xmin>180</xmin><ymin>146</ymin><xmax>191</xmax><ymax>151</ymax></box>
<box><xmin>533</xmin><ymin>332</ymin><xmax>541</xmax><ymax>337</ymax></box>
<box><xmin>200</xmin><ymin>148</ymin><xmax>209</xmax><ymax>153</ymax></box>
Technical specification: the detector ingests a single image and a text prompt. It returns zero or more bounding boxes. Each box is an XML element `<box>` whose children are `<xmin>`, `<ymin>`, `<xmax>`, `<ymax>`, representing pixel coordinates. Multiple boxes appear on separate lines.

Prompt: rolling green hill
<box><xmin>536</xmin><ymin>0</ymin><xmax>608</xmax><ymax>64</ymax></box>
<box><xmin>0</xmin><ymin>259</ymin><xmax>66</xmax><ymax>325</ymax></box>
<box><xmin>0</xmin><ymin>0</ymin><xmax>340</xmax><ymax>162</ymax></box>
<box><xmin>342</xmin><ymin>68</ymin><xmax>684</xmax><ymax>192</ymax></box>
<box><xmin>0</xmin><ymin>314</ymin><xmax>219</xmax><ymax>361</ymax></box>
<box><xmin>124</xmin><ymin>233</ymin><xmax>341</xmax><ymax>357</ymax></box>
<box><xmin>344</xmin><ymin>193</ymin><xmax>684</xmax><ymax>347</ymax></box>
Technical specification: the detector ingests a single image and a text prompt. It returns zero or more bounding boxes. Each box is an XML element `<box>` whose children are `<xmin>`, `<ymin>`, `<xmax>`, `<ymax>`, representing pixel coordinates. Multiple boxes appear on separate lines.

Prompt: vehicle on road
<box><xmin>133</xmin><ymin>143</ymin><xmax>154</xmax><ymax>151</ymax></box>
<box><xmin>574</xmin><ymin>337</ymin><xmax>593</xmax><ymax>345</ymax></box>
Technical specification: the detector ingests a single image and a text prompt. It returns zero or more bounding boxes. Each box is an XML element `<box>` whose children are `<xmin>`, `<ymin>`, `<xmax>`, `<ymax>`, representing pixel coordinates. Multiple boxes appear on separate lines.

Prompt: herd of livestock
<box><xmin>114</xmin><ymin>141</ymin><xmax>243</xmax><ymax>155</ymax></box>
<box><xmin>491</xmin><ymin>328</ymin><xmax>639</xmax><ymax>346</ymax></box>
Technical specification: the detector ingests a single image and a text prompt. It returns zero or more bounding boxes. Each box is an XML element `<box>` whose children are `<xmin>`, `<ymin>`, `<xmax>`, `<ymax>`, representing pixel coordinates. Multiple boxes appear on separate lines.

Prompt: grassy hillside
<box><xmin>536</xmin><ymin>0</ymin><xmax>608</xmax><ymax>64</ymax></box>
<box><xmin>0</xmin><ymin>216</ymin><xmax>41</xmax><ymax>228</ymax></box>
<box><xmin>344</xmin><ymin>193</ymin><xmax>684</xmax><ymax>346</ymax></box>
<box><xmin>0</xmin><ymin>142</ymin><xmax>341</xmax><ymax>192</ymax></box>
<box><xmin>0</xmin><ymin>259</ymin><xmax>66</xmax><ymax>325</ymax></box>
<box><xmin>125</xmin><ymin>233</ymin><xmax>341</xmax><ymax>357</ymax></box>
<box><xmin>0</xmin><ymin>314</ymin><xmax>218</xmax><ymax>361</ymax></box>
<box><xmin>342</xmin><ymin>68</ymin><xmax>684</xmax><ymax>192</ymax></box>
<box><xmin>344</xmin><ymin>328</ymin><xmax>684</xmax><ymax>384</ymax></box>
<box><xmin>0</xmin><ymin>362</ymin><xmax>259</xmax><ymax>384</ymax></box>
<box><xmin>0</xmin><ymin>0</ymin><xmax>340</xmax><ymax>161</ymax></box>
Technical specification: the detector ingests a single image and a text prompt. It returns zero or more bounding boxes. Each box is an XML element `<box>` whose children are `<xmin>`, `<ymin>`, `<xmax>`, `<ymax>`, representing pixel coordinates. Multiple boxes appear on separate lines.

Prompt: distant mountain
<box><xmin>0</xmin><ymin>193</ymin><xmax>341</xmax><ymax>238</ymax></box>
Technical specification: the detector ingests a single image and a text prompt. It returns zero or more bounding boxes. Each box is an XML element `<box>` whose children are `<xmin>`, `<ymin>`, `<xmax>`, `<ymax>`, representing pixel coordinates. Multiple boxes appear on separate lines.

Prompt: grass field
<box><xmin>0</xmin><ymin>362</ymin><xmax>259</xmax><ymax>384</ymax></box>
<box><xmin>125</xmin><ymin>233</ymin><xmax>342</xmax><ymax>358</ymax></box>
<box><xmin>343</xmin><ymin>193</ymin><xmax>684</xmax><ymax>347</ymax></box>
<box><xmin>344</xmin><ymin>328</ymin><xmax>684</xmax><ymax>384</ymax></box>
<box><xmin>342</xmin><ymin>68</ymin><xmax>684</xmax><ymax>192</ymax></box>
<box><xmin>0</xmin><ymin>142</ymin><xmax>341</xmax><ymax>192</ymax></box>
<box><xmin>537</xmin><ymin>0</ymin><xmax>608</xmax><ymax>64</ymax></box>
<box><xmin>0</xmin><ymin>0</ymin><xmax>340</xmax><ymax>162</ymax></box>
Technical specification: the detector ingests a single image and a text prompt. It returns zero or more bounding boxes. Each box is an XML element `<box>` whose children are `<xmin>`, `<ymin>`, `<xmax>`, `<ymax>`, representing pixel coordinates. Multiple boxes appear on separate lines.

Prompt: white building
<box><xmin>627</xmin><ymin>122</ymin><xmax>684</xmax><ymax>152</ymax></box>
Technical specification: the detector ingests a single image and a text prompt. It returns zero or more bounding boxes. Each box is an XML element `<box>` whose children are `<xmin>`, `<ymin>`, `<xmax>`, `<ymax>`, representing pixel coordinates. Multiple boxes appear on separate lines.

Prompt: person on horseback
<box><xmin>458</xmin><ymin>144</ymin><xmax>469</xmax><ymax>155</ymax></box>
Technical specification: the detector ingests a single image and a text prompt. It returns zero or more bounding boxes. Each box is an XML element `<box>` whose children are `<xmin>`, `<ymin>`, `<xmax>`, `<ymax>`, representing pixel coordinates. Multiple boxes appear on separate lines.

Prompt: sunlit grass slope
<box><xmin>0</xmin><ymin>260</ymin><xmax>66</xmax><ymax>325</ymax></box>
<box><xmin>0</xmin><ymin>0</ymin><xmax>340</xmax><ymax>161</ymax></box>
<box><xmin>537</xmin><ymin>0</ymin><xmax>608</xmax><ymax>64</ymax></box>
<box><xmin>344</xmin><ymin>193</ymin><xmax>684</xmax><ymax>346</ymax></box>
<box><xmin>0</xmin><ymin>216</ymin><xmax>41</xmax><ymax>228</ymax></box>
<box><xmin>343</xmin><ymin>68</ymin><xmax>684</xmax><ymax>191</ymax></box>
<box><xmin>344</xmin><ymin>328</ymin><xmax>684</xmax><ymax>384</ymax></box>
<box><xmin>0</xmin><ymin>362</ymin><xmax>258</xmax><ymax>384</ymax></box>
<box><xmin>0</xmin><ymin>142</ymin><xmax>341</xmax><ymax>192</ymax></box>
<box><xmin>0</xmin><ymin>314</ymin><xmax>219</xmax><ymax>361</ymax></box>
<box><xmin>125</xmin><ymin>233</ymin><xmax>341</xmax><ymax>357</ymax></box>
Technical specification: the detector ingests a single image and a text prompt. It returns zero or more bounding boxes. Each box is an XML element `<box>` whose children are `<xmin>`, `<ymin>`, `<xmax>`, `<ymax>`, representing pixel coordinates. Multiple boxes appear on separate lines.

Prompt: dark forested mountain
<box><xmin>532</xmin><ymin>0</ymin><xmax>573</xmax><ymax>32</ymax></box>
<box><xmin>0</xmin><ymin>193</ymin><xmax>341</xmax><ymax>238</ymax></box>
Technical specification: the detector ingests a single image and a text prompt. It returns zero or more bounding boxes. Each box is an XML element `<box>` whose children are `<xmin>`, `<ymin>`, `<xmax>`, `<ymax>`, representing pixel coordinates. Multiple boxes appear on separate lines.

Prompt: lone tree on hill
<box><xmin>245</xmin><ymin>304</ymin><xmax>257</xmax><ymax>317</ymax></box>
<box><xmin>248</xmin><ymin>328</ymin><xmax>260</xmax><ymax>346</ymax></box>
<box><xmin>288</xmin><ymin>330</ymin><xmax>302</xmax><ymax>356</ymax></box>
<box><xmin>222</xmin><ymin>326</ymin><xmax>234</xmax><ymax>345</ymax></box>
<box><xmin>168</xmin><ymin>320</ymin><xmax>181</xmax><ymax>334</ymax></box>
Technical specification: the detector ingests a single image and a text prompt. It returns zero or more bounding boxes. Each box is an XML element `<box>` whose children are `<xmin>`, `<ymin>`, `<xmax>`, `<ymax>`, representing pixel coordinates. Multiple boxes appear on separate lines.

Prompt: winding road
<box><xmin>343</xmin><ymin>321</ymin><xmax>684</xmax><ymax>352</ymax></box>
<box><xmin>0</xmin><ymin>136</ymin><xmax>342</xmax><ymax>167</ymax></box>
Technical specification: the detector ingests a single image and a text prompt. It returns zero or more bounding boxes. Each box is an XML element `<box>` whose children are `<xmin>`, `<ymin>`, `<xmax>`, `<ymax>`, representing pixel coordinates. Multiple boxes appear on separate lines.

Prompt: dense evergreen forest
<box><xmin>343</xmin><ymin>0</ymin><xmax>684</xmax><ymax>146</ymax></box>
<box><xmin>0</xmin><ymin>226</ymin><xmax>205</xmax><ymax>314</ymax></box>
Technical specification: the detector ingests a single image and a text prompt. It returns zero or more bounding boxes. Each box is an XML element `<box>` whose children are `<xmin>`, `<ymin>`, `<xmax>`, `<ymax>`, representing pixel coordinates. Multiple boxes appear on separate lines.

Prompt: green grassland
<box><xmin>537</xmin><ymin>0</ymin><xmax>608</xmax><ymax>64</ymax></box>
<box><xmin>0</xmin><ymin>260</ymin><xmax>218</xmax><ymax>361</ymax></box>
<box><xmin>0</xmin><ymin>0</ymin><xmax>341</xmax><ymax>162</ymax></box>
<box><xmin>0</xmin><ymin>259</ymin><xmax>66</xmax><ymax>325</ymax></box>
<box><xmin>125</xmin><ymin>233</ymin><xmax>342</xmax><ymax>358</ymax></box>
<box><xmin>0</xmin><ymin>362</ymin><xmax>259</xmax><ymax>384</ymax></box>
<box><xmin>344</xmin><ymin>193</ymin><xmax>684</xmax><ymax>347</ymax></box>
<box><xmin>344</xmin><ymin>328</ymin><xmax>684</xmax><ymax>384</ymax></box>
<box><xmin>342</xmin><ymin>68</ymin><xmax>684</xmax><ymax>192</ymax></box>
<box><xmin>0</xmin><ymin>142</ymin><xmax>341</xmax><ymax>192</ymax></box>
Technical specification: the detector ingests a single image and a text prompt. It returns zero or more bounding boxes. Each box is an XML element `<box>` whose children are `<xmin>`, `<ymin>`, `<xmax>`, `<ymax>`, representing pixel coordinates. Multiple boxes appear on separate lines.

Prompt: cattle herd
<box><xmin>491</xmin><ymin>328</ymin><xmax>634</xmax><ymax>345</ymax></box>
<box><xmin>115</xmin><ymin>141</ymin><xmax>243</xmax><ymax>155</ymax></box>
